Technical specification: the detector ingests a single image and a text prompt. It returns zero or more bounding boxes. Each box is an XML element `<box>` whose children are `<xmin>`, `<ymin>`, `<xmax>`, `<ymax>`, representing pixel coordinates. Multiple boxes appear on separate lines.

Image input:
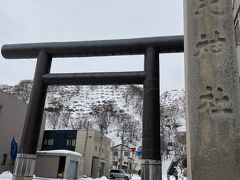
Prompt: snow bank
<box><xmin>0</xmin><ymin>172</ymin><xmax>108</xmax><ymax>180</ymax></box>
<box><xmin>0</xmin><ymin>158</ymin><xmax>187</xmax><ymax>180</ymax></box>
<box><xmin>131</xmin><ymin>174</ymin><xmax>141</xmax><ymax>180</ymax></box>
<box><xmin>79</xmin><ymin>177</ymin><xmax>108</xmax><ymax>180</ymax></box>
<box><xmin>162</xmin><ymin>156</ymin><xmax>173</xmax><ymax>179</ymax></box>
<box><xmin>0</xmin><ymin>171</ymin><xmax>13</xmax><ymax>179</ymax></box>
<box><xmin>37</xmin><ymin>150</ymin><xmax>82</xmax><ymax>157</ymax></box>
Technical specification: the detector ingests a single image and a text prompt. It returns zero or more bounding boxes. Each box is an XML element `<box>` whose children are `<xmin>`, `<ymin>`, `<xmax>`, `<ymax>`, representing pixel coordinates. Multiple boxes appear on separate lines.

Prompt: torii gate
<box><xmin>1</xmin><ymin>1</ymin><xmax>240</xmax><ymax>180</ymax></box>
<box><xmin>2</xmin><ymin>36</ymin><xmax>183</xmax><ymax>180</ymax></box>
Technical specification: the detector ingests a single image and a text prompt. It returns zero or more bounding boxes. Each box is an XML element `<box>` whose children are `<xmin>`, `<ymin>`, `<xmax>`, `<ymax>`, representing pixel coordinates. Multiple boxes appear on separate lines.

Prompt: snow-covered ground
<box><xmin>0</xmin><ymin>157</ymin><xmax>186</xmax><ymax>180</ymax></box>
<box><xmin>80</xmin><ymin>176</ymin><xmax>140</xmax><ymax>180</ymax></box>
<box><xmin>0</xmin><ymin>172</ymin><xmax>140</xmax><ymax>180</ymax></box>
<box><xmin>0</xmin><ymin>171</ymin><xmax>13</xmax><ymax>179</ymax></box>
<box><xmin>0</xmin><ymin>172</ymin><xmax>186</xmax><ymax>180</ymax></box>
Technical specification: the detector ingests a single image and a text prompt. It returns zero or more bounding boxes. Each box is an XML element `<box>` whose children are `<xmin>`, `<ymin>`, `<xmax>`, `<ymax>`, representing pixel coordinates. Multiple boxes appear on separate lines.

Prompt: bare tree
<box><xmin>122</xmin><ymin>85</ymin><xmax>143</xmax><ymax>116</ymax></box>
<box><xmin>115</xmin><ymin>110</ymin><xmax>133</xmax><ymax>169</ymax></box>
<box><xmin>89</xmin><ymin>100</ymin><xmax>117</xmax><ymax>177</ymax></box>
<box><xmin>70</xmin><ymin>113</ymin><xmax>92</xmax><ymax>130</ymax></box>
<box><xmin>47</xmin><ymin>113</ymin><xmax>59</xmax><ymax>130</ymax></box>
<box><xmin>173</xmin><ymin>132</ymin><xmax>187</xmax><ymax>160</ymax></box>
<box><xmin>12</xmin><ymin>80</ymin><xmax>32</xmax><ymax>103</ymax></box>
<box><xmin>160</xmin><ymin>90</ymin><xmax>185</xmax><ymax>159</ymax></box>
<box><xmin>128</xmin><ymin>121</ymin><xmax>141</xmax><ymax>144</ymax></box>
<box><xmin>61</xmin><ymin>111</ymin><xmax>71</xmax><ymax>128</ymax></box>
<box><xmin>45</xmin><ymin>98</ymin><xmax>64</xmax><ymax>129</ymax></box>
<box><xmin>89</xmin><ymin>100</ymin><xmax>117</xmax><ymax>134</ymax></box>
<box><xmin>60</xmin><ymin>108</ymin><xmax>73</xmax><ymax>128</ymax></box>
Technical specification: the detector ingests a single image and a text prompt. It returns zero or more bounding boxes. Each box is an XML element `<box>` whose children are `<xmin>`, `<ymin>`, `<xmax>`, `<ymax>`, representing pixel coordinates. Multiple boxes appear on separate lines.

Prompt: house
<box><xmin>41</xmin><ymin>129</ymin><xmax>112</xmax><ymax>178</ymax></box>
<box><xmin>111</xmin><ymin>144</ymin><xmax>141</xmax><ymax>174</ymax></box>
<box><xmin>35</xmin><ymin>150</ymin><xmax>83</xmax><ymax>179</ymax></box>
<box><xmin>0</xmin><ymin>91</ymin><xmax>45</xmax><ymax>173</ymax></box>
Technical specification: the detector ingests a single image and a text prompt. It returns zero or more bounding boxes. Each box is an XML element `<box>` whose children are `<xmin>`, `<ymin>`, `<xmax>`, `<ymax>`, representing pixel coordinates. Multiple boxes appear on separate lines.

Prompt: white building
<box><xmin>111</xmin><ymin>144</ymin><xmax>141</xmax><ymax>174</ymax></box>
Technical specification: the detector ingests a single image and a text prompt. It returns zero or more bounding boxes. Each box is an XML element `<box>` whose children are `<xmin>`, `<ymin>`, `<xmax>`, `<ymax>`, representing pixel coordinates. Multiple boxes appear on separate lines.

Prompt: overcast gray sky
<box><xmin>0</xmin><ymin>0</ymin><xmax>184</xmax><ymax>92</ymax></box>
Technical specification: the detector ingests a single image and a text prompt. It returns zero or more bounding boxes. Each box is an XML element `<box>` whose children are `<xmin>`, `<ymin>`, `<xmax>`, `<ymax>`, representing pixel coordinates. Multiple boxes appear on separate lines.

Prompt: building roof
<box><xmin>111</xmin><ymin>144</ymin><xmax>131</xmax><ymax>150</ymax></box>
<box><xmin>37</xmin><ymin>150</ymin><xmax>82</xmax><ymax>157</ymax></box>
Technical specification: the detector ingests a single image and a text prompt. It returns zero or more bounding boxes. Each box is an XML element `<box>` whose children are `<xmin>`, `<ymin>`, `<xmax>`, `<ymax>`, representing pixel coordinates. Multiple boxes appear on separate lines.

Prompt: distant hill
<box><xmin>0</xmin><ymin>80</ymin><xmax>143</xmax><ymax>146</ymax></box>
<box><xmin>0</xmin><ymin>80</ymin><xmax>185</xmax><ymax>150</ymax></box>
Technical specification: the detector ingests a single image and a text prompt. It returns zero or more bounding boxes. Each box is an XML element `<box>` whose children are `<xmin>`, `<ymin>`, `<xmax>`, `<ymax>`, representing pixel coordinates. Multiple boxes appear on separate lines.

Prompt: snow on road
<box><xmin>0</xmin><ymin>172</ymin><xmax>186</xmax><ymax>180</ymax></box>
<box><xmin>0</xmin><ymin>171</ymin><xmax>13</xmax><ymax>179</ymax></box>
<box><xmin>0</xmin><ymin>157</ymin><xmax>186</xmax><ymax>180</ymax></box>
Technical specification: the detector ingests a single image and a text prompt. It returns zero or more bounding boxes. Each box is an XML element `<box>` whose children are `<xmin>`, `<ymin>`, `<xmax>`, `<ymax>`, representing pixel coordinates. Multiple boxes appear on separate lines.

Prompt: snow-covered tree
<box><xmin>89</xmin><ymin>100</ymin><xmax>117</xmax><ymax>134</ymax></box>
<box><xmin>122</xmin><ymin>85</ymin><xmax>143</xmax><ymax>116</ymax></box>
<box><xmin>60</xmin><ymin>106</ymin><xmax>75</xmax><ymax>128</ymax></box>
<box><xmin>8</xmin><ymin>80</ymin><xmax>33</xmax><ymax>103</ymax></box>
<box><xmin>160</xmin><ymin>90</ymin><xmax>185</xmax><ymax>158</ymax></box>
<box><xmin>70</xmin><ymin>113</ymin><xmax>92</xmax><ymax>130</ymax></box>
<box><xmin>115</xmin><ymin>110</ymin><xmax>133</xmax><ymax>168</ymax></box>
<box><xmin>45</xmin><ymin>97</ymin><xmax>64</xmax><ymax>129</ymax></box>
<box><xmin>89</xmin><ymin>100</ymin><xmax>118</xmax><ymax>177</ymax></box>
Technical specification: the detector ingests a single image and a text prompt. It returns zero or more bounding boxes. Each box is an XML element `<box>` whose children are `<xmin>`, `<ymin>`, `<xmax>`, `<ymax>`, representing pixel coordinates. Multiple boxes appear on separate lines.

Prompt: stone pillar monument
<box><xmin>185</xmin><ymin>1</ymin><xmax>240</xmax><ymax>179</ymax></box>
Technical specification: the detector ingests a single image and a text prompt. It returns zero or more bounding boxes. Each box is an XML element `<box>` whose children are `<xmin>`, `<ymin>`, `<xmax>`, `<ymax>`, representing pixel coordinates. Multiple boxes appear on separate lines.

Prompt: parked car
<box><xmin>109</xmin><ymin>169</ymin><xmax>130</xmax><ymax>180</ymax></box>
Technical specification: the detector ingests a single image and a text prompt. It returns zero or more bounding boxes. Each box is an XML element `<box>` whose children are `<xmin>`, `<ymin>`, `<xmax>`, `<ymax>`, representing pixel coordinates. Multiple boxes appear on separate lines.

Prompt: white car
<box><xmin>109</xmin><ymin>169</ymin><xmax>130</xmax><ymax>180</ymax></box>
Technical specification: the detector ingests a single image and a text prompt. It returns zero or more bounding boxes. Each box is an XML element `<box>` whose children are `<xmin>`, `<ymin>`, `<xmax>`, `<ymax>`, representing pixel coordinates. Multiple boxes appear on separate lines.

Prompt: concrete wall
<box><xmin>64</xmin><ymin>153</ymin><xmax>83</xmax><ymax>179</ymax></box>
<box><xmin>35</xmin><ymin>151</ymin><xmax>83</xmax><ymax>179</ymax></box>
<box><xmin>75</xmin><ymin>130</ymin><xmax>111</xmax><ymax>177</ymax></box>
<box><xmin>75</xmin><ymin>130</ymin><xmax>94</xmax><ymax>177</ymax></box>
<box><xmin>91</xmin><ymin>131</ymin><xmax>112</xmax><ymax>176</ymax></box>
<box><xmin>35</xmin><ymin>155</ymin><xmax>59</xmax><ymax>178</ymax></box>
<box><xmin>0</xmin><ymin>91</ymin><xmax>46</xmax><ymax>173</ymax></box>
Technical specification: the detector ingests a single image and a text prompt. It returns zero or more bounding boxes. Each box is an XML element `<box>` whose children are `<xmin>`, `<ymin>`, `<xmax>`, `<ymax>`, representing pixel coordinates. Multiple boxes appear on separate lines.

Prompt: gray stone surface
<box><xmin>184</xmin><ymin>0</ymin><xmax>240</xmax><ymax>179</ymax></box>
<box><xmin>13</xmin><ymin>154</ymin><xmax>36</xmax><ymax>180</ymax></box>
<box><xmin>141</xmin><ymin>159</ymin><xmax>161</xmax><ymax>180</ymax></box>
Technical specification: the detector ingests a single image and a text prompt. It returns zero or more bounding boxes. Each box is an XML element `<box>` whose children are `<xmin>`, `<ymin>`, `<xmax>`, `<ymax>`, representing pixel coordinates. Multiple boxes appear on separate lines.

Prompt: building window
<box><xmin>72</xmin><ymin>139</ymin><xmax>76</xmax><ymax>146</ymax></box>
<box><xmin>113</xmin><ymin>161</ymin><xmax>118</xmax><ymax>166</ymax></box>
<box><xmin>66</xmin><ymin>139</ymin><xmax>76</xmax><ymax>146</ymax></box>
<box><xmin>43</xmin><ymin>138</ymin><xmax>54</xmax><ymax>146</ymax></box>
<box><xmin>124</xmin><ymin>151</ymin><xmax>130</xmax><ymax>157</ymax></box>
<box><xmin>95</xmin><ymin>146</ymin><xmax>97</xmax><ymax>151</ymax></box>
<box><xmin>0</xmin><ymin>154</ymin><xmax>7</xmax><ymax>166</ymax></box>
<box><xmin>113</xmin><ymin>151</ymin><xmax>118</xmax><ymax>156</ymax></box>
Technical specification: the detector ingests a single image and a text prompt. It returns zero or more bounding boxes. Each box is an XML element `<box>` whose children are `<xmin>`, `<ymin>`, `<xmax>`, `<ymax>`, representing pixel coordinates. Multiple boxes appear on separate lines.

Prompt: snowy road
<box><xmin>0</xmin><ymin>156</ymin><xmax>187</xmax><ymax>180</ymax></box>
<box><xmin>0</xmin><ymin>171</ymin><xmax>187</xmax><ymax>180</ymax></box>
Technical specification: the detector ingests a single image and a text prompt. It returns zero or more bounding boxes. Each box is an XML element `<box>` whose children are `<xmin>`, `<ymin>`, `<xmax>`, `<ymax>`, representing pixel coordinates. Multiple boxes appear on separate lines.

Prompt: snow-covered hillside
<box><xmin>0</xmin><ymin>81</ymin><xmax>187</xmax><ymax>179</ymax></box>
<box><xmin>0</xmin><ymin>81</ymin><xmax>185</xmax><ymax>149</ymax></box>
<box><xmin>0</xmin><ymin>81</ymin><xmax>143</xmax><ymax>146</ymax></box>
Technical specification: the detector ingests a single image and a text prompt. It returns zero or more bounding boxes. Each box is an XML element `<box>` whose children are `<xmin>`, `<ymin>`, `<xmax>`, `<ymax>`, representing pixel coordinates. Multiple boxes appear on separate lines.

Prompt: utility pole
<box><xmin>120</xmin><ymin>134</ymin><xmax>124</xmax><ymax>169</ymax></box>
<box><xmin>82</xmin><ymin>121</ymin><xmax>90</xmax><ymax>176</ymax></box>
<box><xmin>83</xmin><ymin>121</ymin><xmax>89</xmax><ymax>161</ymax></box>
<box><xmin>97</xmin><ymin>126</ymin><xmax>104</xmax><ymax>178</ymax></box>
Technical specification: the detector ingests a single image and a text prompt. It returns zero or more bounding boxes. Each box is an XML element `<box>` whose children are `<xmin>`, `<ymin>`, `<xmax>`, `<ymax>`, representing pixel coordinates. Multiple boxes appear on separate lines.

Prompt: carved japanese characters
<box><xmin>194</xmin><ymin>30</ymin><xmax>226</xmax><ymax>57</ymax></box>
<box><xmin>197</xmin><ymin>86</ymin><xmax>232</xmax><ymax>115</ymax></box>
<box><xmin>195</xmin><ymin>0</ymin><xmax>225</xmax><ymax>15</ymax></box>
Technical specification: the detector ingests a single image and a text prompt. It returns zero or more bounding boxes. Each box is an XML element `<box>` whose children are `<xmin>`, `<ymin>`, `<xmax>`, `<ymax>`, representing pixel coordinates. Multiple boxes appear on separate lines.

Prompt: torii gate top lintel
<box><xmin>1</xmin><ymin>35</ymin><xmax>184</xmax><ymax>59</ymax></box>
